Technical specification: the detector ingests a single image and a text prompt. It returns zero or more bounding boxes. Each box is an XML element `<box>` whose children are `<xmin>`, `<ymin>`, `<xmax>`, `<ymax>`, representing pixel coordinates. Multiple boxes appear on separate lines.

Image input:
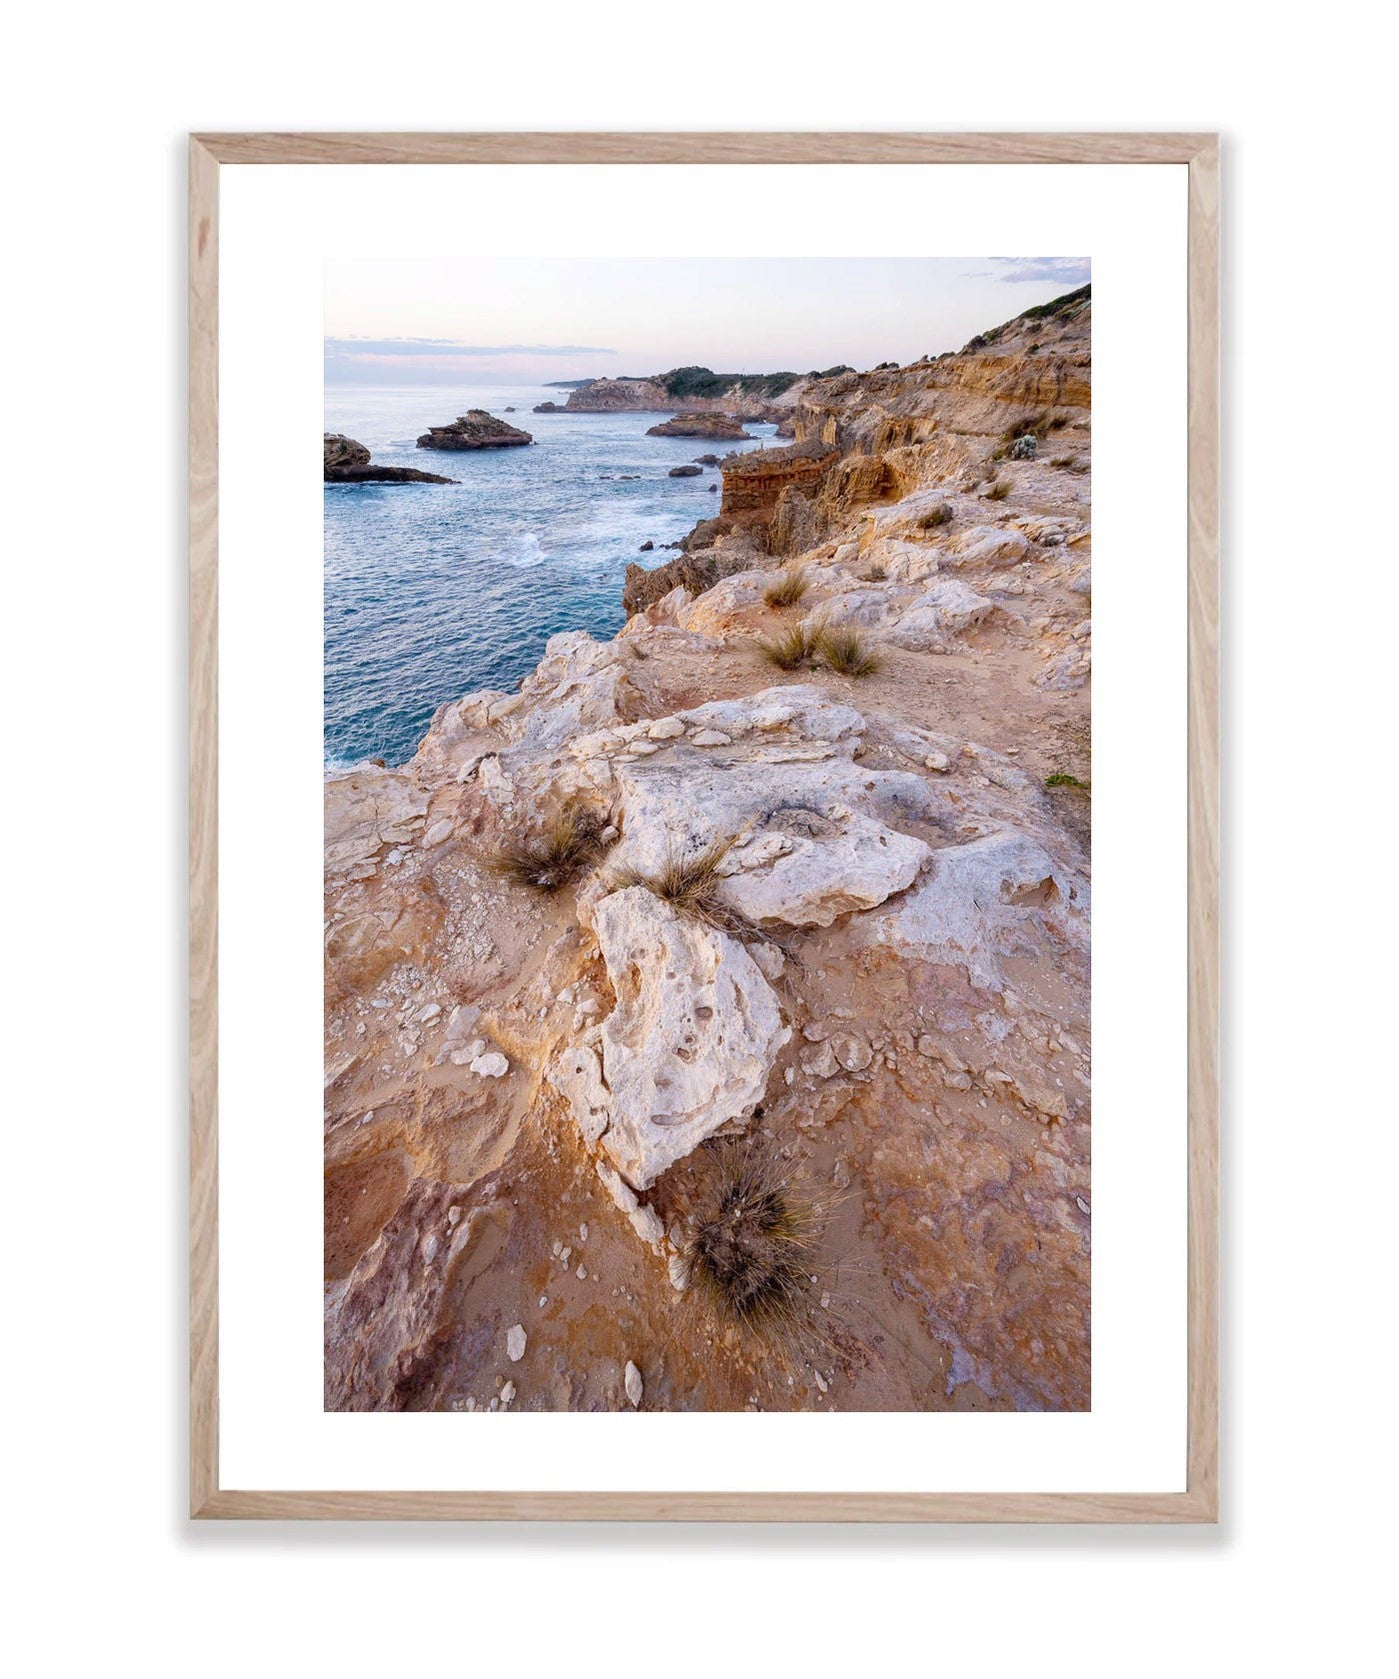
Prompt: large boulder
<box><xmin>853</xmin><ymin>829</ymin><xmax>1086</xmax><ymax>991</ymax></box>
<box><xmin>600</xmin><ymin>688</ymin><xmax>933</xmax><ymax>928</ymax></box>
<box><xmin>944</xmin><ymin>524</ymin><xmax>1031</xmax><ymax>568</ymax></box>
<box><xmin>550</xmin><ymin>887</ymin><xmax>789</xmax><ymax>1188</ymax></box>
<box><xmin>416</xmin><ymin>410</ymin><xmax>534</xmax><ymax>450</ymax></box>
<box><xmin>886</xmin><ymin>579</ymin><xmax>1001</xmax><ymax>651</ymax></box>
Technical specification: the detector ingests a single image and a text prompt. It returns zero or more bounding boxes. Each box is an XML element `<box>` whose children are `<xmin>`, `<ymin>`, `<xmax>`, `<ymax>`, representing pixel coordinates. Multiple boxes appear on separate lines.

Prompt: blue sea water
<box><xmin>323</xmin><ymin>385</ymin><xmax>777</xmax><ymax>771</ymax></box>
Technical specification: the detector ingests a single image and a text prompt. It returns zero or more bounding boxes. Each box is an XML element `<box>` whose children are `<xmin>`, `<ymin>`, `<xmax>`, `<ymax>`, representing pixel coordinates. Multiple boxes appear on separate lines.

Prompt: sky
<box><xmin>324</xmin><ymin>257</ymin><xmax>1089</xmax><ymax>386</ymax></box>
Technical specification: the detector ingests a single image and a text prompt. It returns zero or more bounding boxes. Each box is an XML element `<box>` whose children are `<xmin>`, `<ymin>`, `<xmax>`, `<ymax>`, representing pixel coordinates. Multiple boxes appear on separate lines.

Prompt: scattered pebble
<box><xmin>506</xmin><ymin>1324</ymin><xmax>527</xmax><ymax>1362</ymax></box>
<box><xmin>624</xmin><ymin>1360</ymin><xmax>644</xmax><ymax>1408</ymax></box>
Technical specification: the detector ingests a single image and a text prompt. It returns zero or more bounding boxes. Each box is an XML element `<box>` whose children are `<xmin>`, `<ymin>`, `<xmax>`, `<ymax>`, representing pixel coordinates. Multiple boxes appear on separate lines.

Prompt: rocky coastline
<box><xmin>324</xmin><ymin>286</ymin><xmax>1094</xmax><ymax>1413</ymax></box>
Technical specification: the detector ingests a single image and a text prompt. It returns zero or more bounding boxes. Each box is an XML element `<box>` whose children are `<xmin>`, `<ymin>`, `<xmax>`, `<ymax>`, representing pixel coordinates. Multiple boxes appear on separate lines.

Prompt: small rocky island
<box><xmin>646</xmin><ymin>413</ymin><xmax>754</xmax><ymax>441</ymax></box>
<box><xmin>324</xmin><ymin>434</ymin><xmax>457</xmax><ymax>485</ymax></box>
<box><xmin>417</xmin><ymin>410</ymin><xmax>534</xmax><ymax>451</ymax></box>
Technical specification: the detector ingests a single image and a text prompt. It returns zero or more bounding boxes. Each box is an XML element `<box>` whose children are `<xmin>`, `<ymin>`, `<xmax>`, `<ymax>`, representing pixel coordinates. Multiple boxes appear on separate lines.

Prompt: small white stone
<box><xmin>648</xmin><ymin>717</ymin><xmax>685</xmax><ymax>739</ymax></box>
<box><xmin>576</xmin><ymin>1264</ymin><xmax>587</xmax><ymax>1280</ymax></box>
<box><xmin>506</xmin><ymin>1324</ymin><xmax>527</xmax><ymax>1362</ymax></box>
<box><xmin>690</xmin><ymin>729</ymin><xmax>732</xmax><ymax>747</ymax></box>
<box><xmin>500</xmin><ymin>1381</ymin><xmax>516</xmax><ymax>1405</ymax></box>
<box><xmin>624</xmin><ymin>1360</ymin><xmax>644</xmax><ymax>1408</ymax></box>
<box><xmin>470</xmin><ymin>1051</ymin><xmax>510</xmax><ymax>1079</ymax></box>
<box><xmin>416</xmin><ymin>1002</ymin><xmax>442</xmax><ymax>1023</ymax></box>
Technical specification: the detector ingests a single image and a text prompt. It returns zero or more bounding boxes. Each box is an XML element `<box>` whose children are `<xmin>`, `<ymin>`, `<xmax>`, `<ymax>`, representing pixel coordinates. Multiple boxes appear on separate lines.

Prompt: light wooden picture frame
<box><xmin>190</xmin><ymin>130</ymin><xmax>1219</xmax><ymax>1522</ymax></box>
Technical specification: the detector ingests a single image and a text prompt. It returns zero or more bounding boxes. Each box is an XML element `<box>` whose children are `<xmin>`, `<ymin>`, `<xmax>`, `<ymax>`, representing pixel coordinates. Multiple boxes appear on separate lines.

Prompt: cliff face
<box><xmin>324</xmin><ymin>289</ymin><xmax>1093</xmax><ymax>1415</ymax></box>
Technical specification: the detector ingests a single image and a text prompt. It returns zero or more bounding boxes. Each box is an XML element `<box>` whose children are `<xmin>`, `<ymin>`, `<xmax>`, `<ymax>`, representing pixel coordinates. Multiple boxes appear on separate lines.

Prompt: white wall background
<box><xmin>3</xmin><ymin>4</ymin><xmax>1390</xmax><ymax>1673</ymax></box>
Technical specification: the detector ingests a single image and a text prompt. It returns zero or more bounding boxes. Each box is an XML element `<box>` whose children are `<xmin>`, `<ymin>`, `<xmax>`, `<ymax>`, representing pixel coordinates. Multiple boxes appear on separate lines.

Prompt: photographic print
<box><xmin>321</xmin><ymin>255</ymin><xmax>1093</xmax><ymax>1415</ymax></box>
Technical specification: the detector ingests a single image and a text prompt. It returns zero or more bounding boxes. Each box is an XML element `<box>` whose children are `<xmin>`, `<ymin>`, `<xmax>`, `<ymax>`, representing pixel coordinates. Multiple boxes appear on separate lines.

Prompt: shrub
<box><xmin>812</xmin><ymin>625</ymin><xmax>883</xmax><ymax>679</ymax></box>
<box><xmin>986</xmin><ymin>478</ymin><xmax>1012</xmax><ymax>501</ymax></box>
<box><xmin>687</xmin><ymin>1142</ymin><xmax>825</xmax><ymax>1335</ymax></box>
<box><xmin>763</xmin><ymin>564</ymin><xmax>811</xmax><ymax>609</ymax></box>
<box><xmin>859</xmin><ymin>563</ymin><xmax>888</xmax><ymax>582</ymax></box>
<box><xmin>758</xmin><ymin>621</ymin><xmax>817</xmax><ymax>670</ymax></box>
<box><xmin>919</xmin><ymin>502</ymin><xmax>954</xmax><ymax>530</ymax></box>
<box><xmin>485</xmin><ymin>800</ymin><xmax>608</xmax><ymax>892</ymax></box>
<box><xmin>1045</xmin><ymin>772</ymin><xmax>1090</xmax><ymax>793</ymax></box>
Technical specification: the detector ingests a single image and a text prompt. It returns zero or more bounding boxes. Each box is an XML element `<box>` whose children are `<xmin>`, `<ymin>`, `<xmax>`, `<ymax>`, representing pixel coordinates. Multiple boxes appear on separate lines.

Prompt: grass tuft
<box><xmin>919</xmin><ymin>501</ymin><xmax>954</xmax><ymax>529</ymax></box>
<box><xmin>985</xmin><ymin>478</ymin><xmax>1012</xmax><ymax>501</ymax></box>
<box><xmin>763</xmin><ymin>564</ymin><xmax>812</xmax><ymax>609</ymax></box>
<box><xmin>1045</xmin><ymin>772</ymin><xmax>1090</xmax><ymax>793</ymax></box>
<box><xmin>758</xmin><ymin>621</ymin><xmax>817</xmax><ymax>670</ymax></box>
<box><xmin>484</xmin><ymin>800</ymin><xmax>608</xmax><ymax>892</ymax></box>
<box><xmin>687</xmin><ymin>1142</ymin><xmax>825</xmax><ymax>1336</ymax></box>
<box><xmin>811</xmin><ymin>625</ymin><xmax>883</xmax><ymax>678</ymax></box>
<box><xmin>858</xmin><ymin>562</ymin><xmax>888</xmax><ymax>582</ymax></box>
<box><xmin>611</xmin><ymin>835</ymin><xmax>738</xmax><ymax>929</ymax></box>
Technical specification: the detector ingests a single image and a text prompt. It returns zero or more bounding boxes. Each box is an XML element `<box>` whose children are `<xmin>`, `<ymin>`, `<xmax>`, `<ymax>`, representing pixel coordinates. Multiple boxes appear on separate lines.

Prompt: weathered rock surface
<box><xmin>416</xmin><ymin>410</ymin><xmax>533</xmax><ymax>450</ymax></box>
<box><xmin>552</xmin><ymin>887</ymin><xmax>790</xmax><ymax>1189</ymax></box>
<box><xmin>668</xmin><ymin>463</ymin><xmax>703</xmax><ymax>477</ymax></box>
<box><xmin>854</xmin><ymin>828</ymin><xmax>1086</xmax><ymax>991</ymax></box>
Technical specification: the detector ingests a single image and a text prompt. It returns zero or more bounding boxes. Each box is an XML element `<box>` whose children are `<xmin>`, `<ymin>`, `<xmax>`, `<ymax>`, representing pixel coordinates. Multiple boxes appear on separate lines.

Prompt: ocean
<box><xmin>323</xmin><ymin>384</ymin><xmax>777</xmax><ymax>771</ymax></box>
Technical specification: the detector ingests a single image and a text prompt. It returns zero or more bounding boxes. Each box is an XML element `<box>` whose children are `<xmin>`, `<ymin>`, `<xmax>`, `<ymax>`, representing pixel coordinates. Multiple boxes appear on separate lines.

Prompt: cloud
<box><xmin>985</xmin><ymin>257</ymin><xmax>1091</xmax><ymax>285</ymax></box>
<box><xmin>324</xmin><ymin>337</ymin><xmax>616</xmax><ymax>359</ymax></box>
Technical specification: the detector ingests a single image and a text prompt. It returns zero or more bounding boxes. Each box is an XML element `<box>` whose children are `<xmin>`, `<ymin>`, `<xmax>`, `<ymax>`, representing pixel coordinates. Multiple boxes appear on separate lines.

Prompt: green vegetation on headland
<box><xmin>660</xmin><ymin>366</ymin><xmax>803</xmax><ymax>401</ymax></box>
<box><xmin>964</xmin><ymin>283</ymin><xmax>1092</xmax><ymax>351</ymax></box>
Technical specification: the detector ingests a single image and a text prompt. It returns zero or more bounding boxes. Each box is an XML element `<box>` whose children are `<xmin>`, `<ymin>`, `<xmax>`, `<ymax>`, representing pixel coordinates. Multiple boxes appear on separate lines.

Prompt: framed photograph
<box><xmin>190</xmin><ymin>131</ymin><xmax>1218</xmax><ymax>1520</ymax></box>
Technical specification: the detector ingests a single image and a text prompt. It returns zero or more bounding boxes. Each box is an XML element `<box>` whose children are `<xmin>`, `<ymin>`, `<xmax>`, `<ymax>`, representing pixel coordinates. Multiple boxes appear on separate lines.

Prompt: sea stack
<box><xmin>416</xmin><ymin>410</ymin><xmax>534</xmax><ymax>450</ymax></box>
<box><xmin>646</xmin><ymin>413</ymin><xmax>753</xmax><ymax>441</ymax></box>
<box><xmin>324</xmin><ymin>434</ymin><xmax>458</xmax><ymax>484</ymax></box>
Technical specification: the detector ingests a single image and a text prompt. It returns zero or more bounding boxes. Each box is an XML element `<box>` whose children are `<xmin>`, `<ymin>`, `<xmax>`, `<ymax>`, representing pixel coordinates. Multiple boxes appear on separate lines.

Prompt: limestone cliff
<box><xmin>324</xmin><ymin>287</ymin><xmax>1093</xmax><ymax>1415</ymax></box>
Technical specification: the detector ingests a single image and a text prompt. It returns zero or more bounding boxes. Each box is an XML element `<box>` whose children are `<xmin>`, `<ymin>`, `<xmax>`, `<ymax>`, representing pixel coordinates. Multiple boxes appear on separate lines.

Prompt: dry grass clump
<box><xmin>611</xmin><ymin>835</ymin><xmax>738</xmax><ymax>930</ymax></box>
<box><xmin>484</xmin><ymin>800</ymin><xmax>608</xmax><ymax>892</ymax></box>
<box><xmin>759</xmin><ymin>621</ymin><xmax>882</xmax><ymax>679</ymax></box>
<box><xmin>985</xmin><ymin>478</ymin><xmax>1012</xmax><ymax>501</ymax></box>
<box><xmin>758</xmin><ymin>621</ymin><xmax>817</xmax><ymax>670</ymax></box>
<box><xmin>811</xmin><ymin>625</ymin><xmax>883</xmax><ymax>678</ymax></box>
<box><xmin>858</xmin><ymin>562</ymin><xmax>888</xmax><ymax>582</ymax></box>
<box><xmin>919</xmin><ymin>501</ymin><xmax>954</xmax><ymax>530</ymax></box>
<box><xmin>687</xmin><ymin>1141</ymin><xmax>826</xmax><ymax>1336</ymax></box>
<box><xmin>763</xmin><ymin>564</ymin><xmax>811</xmax><ymax>608</ymax></box>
